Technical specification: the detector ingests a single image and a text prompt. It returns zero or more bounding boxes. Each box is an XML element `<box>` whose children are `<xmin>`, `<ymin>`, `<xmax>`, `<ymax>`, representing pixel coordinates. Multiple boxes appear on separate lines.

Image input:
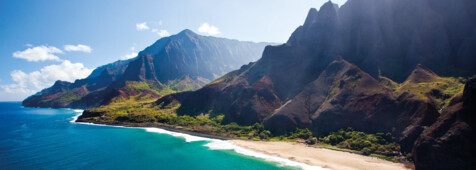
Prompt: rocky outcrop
<box><xmin>412</xmin><ymin>78</ymin><xmax>476</xmax><ymax>169</ymax></box>
<box><xmin>261</xmin><ymin>59</ymin><xmax>440</xmax><ymax>153</ymax></box>
<box><xmin>76</xmin><ymin>110</ymin><xmax>104</xmax><ymax>121</ymax></box>
<box><xmin>263</xmin><ymin>59</ymin><xmax>397</xmax><ymax>134</ymax></box>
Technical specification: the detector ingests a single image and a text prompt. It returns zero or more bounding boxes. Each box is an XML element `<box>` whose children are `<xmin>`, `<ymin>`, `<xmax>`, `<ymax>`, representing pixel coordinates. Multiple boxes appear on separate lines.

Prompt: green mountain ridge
<box><xmin>22</xmin><ymin>30</ymin><xmax>272</xmax><ymax>109</ymax></box>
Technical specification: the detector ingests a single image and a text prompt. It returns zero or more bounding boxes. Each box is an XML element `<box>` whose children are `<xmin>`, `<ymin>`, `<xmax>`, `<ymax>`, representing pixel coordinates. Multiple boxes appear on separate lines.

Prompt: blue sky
<box><xmin>0</xmin><ymin>0</ymin><xmax>347</xmax><ymax>101</ymax></box>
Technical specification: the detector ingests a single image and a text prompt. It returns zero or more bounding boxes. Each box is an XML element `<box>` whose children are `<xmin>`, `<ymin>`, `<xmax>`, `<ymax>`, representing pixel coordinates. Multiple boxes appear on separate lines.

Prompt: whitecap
<box><xmin>73</xmin><ymin>109</ymin><xmax>84</xmax><ymax>113</ymax></box>
<box><xmin>70</xmin><ymin>113</ymin><xmax>82</xmax><ymax>123</ymax></box>
<box><xmin>143</xmin><ymin>127</ymin><xmax>210</xmax><ymax>142</ymax></box>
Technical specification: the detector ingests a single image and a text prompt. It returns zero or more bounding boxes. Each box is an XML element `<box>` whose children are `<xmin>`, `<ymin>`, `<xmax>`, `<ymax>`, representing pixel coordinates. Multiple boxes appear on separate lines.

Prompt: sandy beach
<box><xmin>230</xmin><ymin>140</ymin><xmax>411</xmax><ymax>170</ymax></box>
<box><xmin>76</xmin><ymin>114</ymin><xmax>412</xmax><ymax>170</ymax></box>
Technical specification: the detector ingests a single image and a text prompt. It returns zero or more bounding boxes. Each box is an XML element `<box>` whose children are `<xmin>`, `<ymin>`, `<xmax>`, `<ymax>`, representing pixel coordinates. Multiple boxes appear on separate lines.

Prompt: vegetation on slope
<box><xmin>31</xmin><ymin>86</ymin><xmax>89</xmax><ymax>107</ymax></box>
<box><xmin>396</xmin><ymin>77</ymin><xmax>464</xmax><ymax>108</ymax></box>
<box><xmin>318</xmin><ymin>128</ymin><xmax>401</xmax><ymax>160</ymax></box>
<box><xmin>379</xmin><ymin>73</ymin><xmax>465</xmax><ymax>111</ymax></box>
<box><xmin>45</xmin><ymin>90</ymin><xmax>85</xmax><ymax>103</ymax></box>
<box><xmin>81</xmin><ymin>97</ymin><xmax>403</xmax><ymax>161</ymax></box>
<box><xmin>107</xmin><ymin>77</ymin><xmax>208</xmax><ymax>105</ymax></box>
<box><xmin>123</xmin><ymin>81</ymin><xmax>175</xmax><ymax>96</ymax></box>
<box><xmin>85</xmin><ymin>100</ymin><xmax>272</xmax><ymax>139</ymax></box>
<box><xmin>80</xmin><ymin>65</ymin><xmax>470</xmax><ymax>163</ymax></box>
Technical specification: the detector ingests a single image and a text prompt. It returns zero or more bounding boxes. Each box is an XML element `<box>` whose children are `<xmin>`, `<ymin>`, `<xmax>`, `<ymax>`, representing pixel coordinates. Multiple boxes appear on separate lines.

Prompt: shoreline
<box><xmin>75</xmin><ymin>118</ymin><xmax>232</xmax><ymax>141</ymax></box>
<box><xmin>72</xmin><ymin>113</ymin><xmax>411</xmax><ymax>170</ymax></box>
<box><xmin>71</xmin><ymin>113</ymin><xmax>326</xmax><ymax>170</ymax></box>
<box><xmin>230</xmin><ymin>140</ymin><xmax>411</xmax><ymax>170</ymax></box>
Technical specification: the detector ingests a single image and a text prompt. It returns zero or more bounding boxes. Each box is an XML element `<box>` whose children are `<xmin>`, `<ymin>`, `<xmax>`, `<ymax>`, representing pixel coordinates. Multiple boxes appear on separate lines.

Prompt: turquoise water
<box><xmin>0</xmin><ymin>102</ymin><xmax>300</xmax><ymax>170</ymax></box>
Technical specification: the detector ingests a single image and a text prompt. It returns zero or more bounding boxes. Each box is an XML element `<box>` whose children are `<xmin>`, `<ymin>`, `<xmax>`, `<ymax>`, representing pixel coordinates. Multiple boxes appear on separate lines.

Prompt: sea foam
<box><xmin>68</xmin><ymin>109</ymin><xmax>84</xmax><ymax>123</ymax></box>
<box><xmin>143</xmin><ymin>128</ymin><xmax>209</xmax><ymax>142</ymax></box>
<box><xmin>71</xmin><ymin>115</ymin><xmax>329</xmax><ymax>170</ymax></box>
<box><xmin>204</xmin><ymin>140</ymin><xmax>329</xmax><ymax>170</ymax></box>
<box><xmin>143</xmin><ymin>127</ymin><xmax>329</xmax><ymax>170</ymax></box>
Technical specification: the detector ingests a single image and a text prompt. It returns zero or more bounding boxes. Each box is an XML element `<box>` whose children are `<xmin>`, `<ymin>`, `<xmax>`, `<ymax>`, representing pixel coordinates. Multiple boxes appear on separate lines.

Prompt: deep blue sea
<box><xmin>0</xmin><ymin>102</ymin><xmax>317</xmax><ymax>170</ymax></box>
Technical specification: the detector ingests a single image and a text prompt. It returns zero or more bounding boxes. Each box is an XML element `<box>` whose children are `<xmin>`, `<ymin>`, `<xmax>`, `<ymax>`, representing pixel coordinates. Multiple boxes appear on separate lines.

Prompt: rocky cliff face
<box><xmin>262</xmin><ymin>60</ymin><xmax>440</xmax><ymax>154</ymax></box>
<box><xmin>412</xmin><ymin>78</ymin><xmax>476</xmax><ymax>169</ymax></box>
<box><xmin>155</xmin><ymin>0</ymin><xmax>474</xmax><ymax>159</ymax></box>
<box><xmin>337</xmin><ymin>0</ymin><xmax>476</xmax><ymax>81</ymax></box>
<box><xmin>158</xmin><ymin>58</ymin><xmax>441</xmax><ymax>153</ymax></box>
<box><xmin>23</xmin><ymin>30</ymin><xmax>271</xmax><ymax>109</ymax></box>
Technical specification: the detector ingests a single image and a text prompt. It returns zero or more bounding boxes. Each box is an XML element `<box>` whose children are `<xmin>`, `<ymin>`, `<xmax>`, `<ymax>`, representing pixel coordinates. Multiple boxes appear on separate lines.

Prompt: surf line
<box><xmin>70</xmin><ymin>113</ymin><xmax>328</xmax><ymax>170</ymax></box>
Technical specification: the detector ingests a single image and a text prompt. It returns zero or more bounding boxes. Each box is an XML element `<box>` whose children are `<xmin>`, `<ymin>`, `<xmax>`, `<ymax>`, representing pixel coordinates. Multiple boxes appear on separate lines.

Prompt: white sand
<box><xmin>230</xmin><ymin>140</ymin><xmax>411</xmax><ymax>170</ymax></box>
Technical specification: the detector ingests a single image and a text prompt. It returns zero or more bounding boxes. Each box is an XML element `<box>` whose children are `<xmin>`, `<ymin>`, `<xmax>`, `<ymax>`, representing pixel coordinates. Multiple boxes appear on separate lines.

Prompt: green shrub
<box><xmin>252</xmin><ymin>123</ymin><xmax>265</xmax><ymax>132</ymax></box>
<box><xmin>259</xmin><ymin>130</ymin><xmax>272</xmax><ymax>140</ymax></box>
<box><xmin>319</xmin><ymin>128</ymin><xmax>401</xmax><ymax>157</ymax></box>
<box><xmin>288</xmin><ymin>128</ymin><xmax>313</xmax><ymax>140</ymax></box>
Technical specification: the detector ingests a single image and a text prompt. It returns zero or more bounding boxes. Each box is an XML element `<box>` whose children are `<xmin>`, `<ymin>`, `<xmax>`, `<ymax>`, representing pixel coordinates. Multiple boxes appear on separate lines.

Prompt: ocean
<box><xmin>0</xmin><ymin>102</ymin><xmax>319</xmax><ymax>170</ymax></box>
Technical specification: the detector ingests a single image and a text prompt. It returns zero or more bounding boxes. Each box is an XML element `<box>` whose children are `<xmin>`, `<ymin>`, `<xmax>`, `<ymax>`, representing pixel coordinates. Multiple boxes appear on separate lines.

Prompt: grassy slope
<box><xmin>80</xmin><ymin>68</ymin><xmax>465</xmax><ymax>163</ymax></box>
<box><xmin>379</xmin><ymin>75</ymin><xmax>464</xmax><ymax>111</ymax></box>
<box><xmin>37</xmin><ymin>87</ymin><xmax>88</xmax><ymax>106</ymax></box>
<box><xmin>81</xmin><ymin>96</ymin><xmax>403</xmax><ymax>162</ymax></box>
<box><xmin>103</xmin><ymin>76</ymin><xmax>209</xmax><ymax>108</ymax></box>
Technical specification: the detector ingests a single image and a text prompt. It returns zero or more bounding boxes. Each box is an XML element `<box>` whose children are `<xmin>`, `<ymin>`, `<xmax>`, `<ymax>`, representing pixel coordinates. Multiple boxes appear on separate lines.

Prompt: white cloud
<box><xmin>64</xmin><ymin>44</ymin><xmax>92</xmax><ymax>53</ymax></box>
<box><xmin>13</xmin><ymin>45</ymin><xmax>63</xmax><ymax>62</ymax></box>
<box><xmin>136</xmin><ymin>22</ymin><xmax>150</xmax><ymax>31</ymax></box>
<box><xmin>151</xmin><ymin>29</ymin><xmax>170</xmax><ymax>37</ymax></box>
<box><xmin>198</xmin><ymin>23</ymin><xmax>220</xmax><ymax>35</ymax></box>
<box><xmin>119</xmin><ymin>45</ymin><xmax>138</xmax><ymax>60</ymax></box>
<box><xmin>0</xmin><ymin>60</ymin><xmax>93</xmax><ymax>100</ymax></box>
<box><xmin>137</xmin><ymin>21</ymin><xmax>170</xmax><ymax>37</ymax></box>
<box><xmin>120</xmin><ymin>52</ymin><xmax>138</xmax><ymax>60</ymax></box>
<box><xmin>0</xmin><ymin>83</ymin><xmax>37</xmax><ymax>99</ymax></box>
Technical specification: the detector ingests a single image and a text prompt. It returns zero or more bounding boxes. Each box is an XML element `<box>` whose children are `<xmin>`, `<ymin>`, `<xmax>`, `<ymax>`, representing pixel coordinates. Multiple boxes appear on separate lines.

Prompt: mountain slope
<box><xmin>412</xmin><ymin>77</ymin><xmax>476</xmax><ymax>169</ymax></box>
<box><xmin>23</xmin><ymin>30</ymin><xmax>271</xmax><ymax>109</ymax></box>
<box><xmin>22</xmin><ymin>59</ymin><xmax>131</xmax><ymax>108</ymax></box>
<box><xmin>336</xmin><ymin>0</ymin><xmax>476</xmax><ymax>81</ymax></box>
<box><xmin>151</xmin><ymin>0</ymin><xmax>471</xmax><ymax>156</ymax></box>
<box><xmin>74</xmin><ymin>0</ymin><xmax>475</xmax><ymax>166</ymax></box>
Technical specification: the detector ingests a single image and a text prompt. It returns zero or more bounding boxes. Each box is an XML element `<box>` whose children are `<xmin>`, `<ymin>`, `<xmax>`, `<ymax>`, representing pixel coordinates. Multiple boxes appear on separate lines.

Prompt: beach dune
<box><xmin>230</xmin><ymin>140</ymin><xmax>411</xmax><ymax>170</ymax></box>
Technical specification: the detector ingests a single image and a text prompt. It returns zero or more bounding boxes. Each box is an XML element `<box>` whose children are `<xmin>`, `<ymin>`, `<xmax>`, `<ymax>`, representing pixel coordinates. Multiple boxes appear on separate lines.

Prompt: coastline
<box><xmin>71</xmin><ymin>113</ymin><xmax>411</xmax><ymax>170</ymax></box>
<box><xmin>71</xmin><ymin>113</ymin><xmax>327</xmax><ymax>170</ymax></box>
<box><xmin>230</xmin><ymin>140</ymin><xmax>411</xmax><ymax>170</ymax></box>
<box><xmin>75</xmin><ymin>117</ymin><xmax>232</xmax><ymax>140</ymax></box>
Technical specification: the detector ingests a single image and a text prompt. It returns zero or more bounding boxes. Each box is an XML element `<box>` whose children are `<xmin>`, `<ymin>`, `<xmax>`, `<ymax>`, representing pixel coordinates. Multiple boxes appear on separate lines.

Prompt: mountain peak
<box><xmin>303</xmin><ymin>8</ymin><xmax>318</xmax><ymax>27</ymax></box>
<box><xmin>405</xmin><ymin>64</ymin><xmax>439</xmax><ymax>84</ymax></box>
<box><xmin>319</xmin><ymin>0</ymin><xmax>338</xmax><ymax>17</ymax></box>
<box><xmin>303</xmin><ymin>1</ymin><xmax>338</xmax><ymax>28</ymax></box>
<box><xmin>286</xmin><ymin>1</ymin><xmax>339</xmax><ymax>47</ymax></box>
<box><xmin>143</xmin><ymin>30</ymin><xmax>197</xmax><ymax>55</ymax></box>
<box><xmin>177</xmin><ymin>29</ymin><xmax>197</xmax><ymax>37</ymax></box>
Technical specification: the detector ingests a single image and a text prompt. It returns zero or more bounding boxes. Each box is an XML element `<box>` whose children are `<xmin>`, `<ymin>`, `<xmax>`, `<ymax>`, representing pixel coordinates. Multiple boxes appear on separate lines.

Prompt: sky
<box><xmin>0</xmin><ymin>0</ymin><xmax>347</xmax><ymax>101</ymax></box>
